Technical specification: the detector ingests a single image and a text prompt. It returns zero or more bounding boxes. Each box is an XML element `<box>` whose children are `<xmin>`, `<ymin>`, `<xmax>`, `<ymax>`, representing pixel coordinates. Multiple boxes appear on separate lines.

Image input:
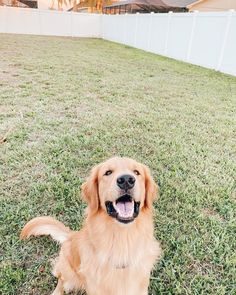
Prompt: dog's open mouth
<box><xmin>105</xmin><ymin>195</ymin><xmax>140</xmax><ymax>224</ymax></box>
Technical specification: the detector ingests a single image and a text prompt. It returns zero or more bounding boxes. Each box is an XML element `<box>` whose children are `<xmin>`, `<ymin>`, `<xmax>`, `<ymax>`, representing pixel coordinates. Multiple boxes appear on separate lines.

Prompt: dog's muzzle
<box><xmin>105</xmin><ymin>194</ymin><xmax>140</xmax><ymax>224</ymax></box>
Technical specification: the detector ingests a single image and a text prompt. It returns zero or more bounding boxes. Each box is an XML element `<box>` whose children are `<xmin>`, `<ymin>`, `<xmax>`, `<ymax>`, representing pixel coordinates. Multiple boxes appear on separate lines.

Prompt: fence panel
<box><xmin>167</xmin><ymin>13</ymin><xmax>193</xmax><ymax>61</ymax></box>
<box><xmin>189</xmin><ymin>12</ymin><xmax>228</xmax><ymax>69</ymax></box>
<box><xmin>102</xmin><ymin>15</ymin><xmax>114</xmax><ymax>41</ymax></box>
<box><xmin>72</xmin><ymin>13</ymin><xmax>102</xmax><ymax>37</ymax></box>
<box><xmin>0</xmin><ymin>7</ymin><xmax>7</xmax><ymax>33</ymax></box>
<box><xmin>4</xmin><ymin>7</ymin><xmax>40</xmax><ymax>35</ymax></box>
<box><xmin>148</xmin><ymin>14</ymin><xmax>168</xmax><ymax>55</ymax></box>
<box><xmin>218</xmin><ymin>13</ymin><xmax>236</xmax><ymax>76</ymax></box>
<box><xmin>135</xmin><ymin>14</ymin><xmax>150</xmax><ymax>51</ymax></box>
<box><xmin>40</xmin><ymin>10</ymin><xmax>71</xmax><ymax>36</ymax></box>
<box><xmin>123</xmin><ymin>14</ymin><xmax>137</xmax><ymax>47</ymax></box>
<box><xmin>0</xmin><ymin>7</ymin><xmax>102</xmax><ymax>38</ymax></box>
<box><xmin>102</xmin><ymin>15</ymin><xmax>124</xmax><ymax>43</ymax></box>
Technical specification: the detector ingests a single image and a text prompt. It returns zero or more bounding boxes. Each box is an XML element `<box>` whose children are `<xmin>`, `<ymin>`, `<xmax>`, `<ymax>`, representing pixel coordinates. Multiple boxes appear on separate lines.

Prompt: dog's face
<box><xmin>82</xmin><ymin>157</ymin><xmax>157</xmax><ymax>224</ymax></box>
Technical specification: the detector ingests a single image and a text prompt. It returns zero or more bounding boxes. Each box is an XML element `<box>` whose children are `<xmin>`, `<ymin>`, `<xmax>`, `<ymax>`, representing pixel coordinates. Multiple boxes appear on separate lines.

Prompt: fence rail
<box><xmin>0</xmin><ymin>7</ymin><xmax>236</xmax><ymax>76</ymax></box>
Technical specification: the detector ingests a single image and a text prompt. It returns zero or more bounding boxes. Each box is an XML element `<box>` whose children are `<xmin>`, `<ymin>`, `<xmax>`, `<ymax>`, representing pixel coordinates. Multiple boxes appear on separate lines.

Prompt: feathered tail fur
<box><xmin>20</xmin><ymin>216</ymin><xmax>71</xmax><ymax>243</ymax></box>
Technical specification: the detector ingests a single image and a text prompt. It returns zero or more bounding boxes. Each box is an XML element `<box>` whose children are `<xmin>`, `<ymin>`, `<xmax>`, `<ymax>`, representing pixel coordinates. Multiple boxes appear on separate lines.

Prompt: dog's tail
<box><xmin>20</xmin><ymin>216</ymin><xmax>71</xmax><ymax>243</ymax></box>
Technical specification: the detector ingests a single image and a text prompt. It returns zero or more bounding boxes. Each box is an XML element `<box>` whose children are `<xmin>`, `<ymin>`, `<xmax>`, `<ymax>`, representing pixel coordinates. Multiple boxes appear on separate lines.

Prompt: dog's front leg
<box><xmin>51</xmin><ymin>278</ymin><xmax>64</xmax><ymax>295</ymax></box>
<box><xmin>138</xmin><ymin>276</ymin><xmax>149</xmax><ymax>295</ymax></box>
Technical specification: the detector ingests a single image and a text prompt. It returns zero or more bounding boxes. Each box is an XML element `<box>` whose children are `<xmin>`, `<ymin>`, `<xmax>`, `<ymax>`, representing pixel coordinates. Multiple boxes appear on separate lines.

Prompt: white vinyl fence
<box><xmin>0</xmin><ymin>7</ymin><xmax>236</xmax><ymax>76</ymax></box>
<box><xmin>102</xmin><ymin>11</ymin><xmax>236</xmax><ymax>77</ymax></box>
<box><xmin>0</xmin><ymin>6</ymin><xmax>102</xmax><ymax>37</ymax></box>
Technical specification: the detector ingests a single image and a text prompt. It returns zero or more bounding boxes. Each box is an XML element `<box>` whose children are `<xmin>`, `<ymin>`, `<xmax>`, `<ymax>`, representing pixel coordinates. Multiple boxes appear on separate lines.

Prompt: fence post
<box><xmin>164</xmin><ymin>11</ymin><xmax>173</xmax><ymax>55</ymax></box>
<box><xmin>147</xmin><ymin>12</ymin><xmax>154</xmax><ymax>52</ymax></box>
<box><xmin>134</xmin><ymin>12</ymin><xmax>139</xmax><ymax>47</ymax></box>
<box><xmin>70</xmin><ymin>11</ymin><xmax>73</xmax><ymax>37</ymax></box>
<box><xmin>38</xmin><ymin>9</ymin><xmax>42</xmax><ymax>35</ymax></box>
<box><xmin>186</xmin><ymin>10</ymin><xmax>198</xmax><ymax>62</ymax></box>
<box><xmin>4</xmin><ymin>6</ymin><xmax>8</xmax><ymax>33</ymax></box>
<box><xmin>100</xmin><ymin>13</ymin><xmax>104</xmax><ymax>39</ymax></box>
<box><xmin>216</xmin><ymin>9</ymin><xmax>234</xmax><ymax>71</ymax></box>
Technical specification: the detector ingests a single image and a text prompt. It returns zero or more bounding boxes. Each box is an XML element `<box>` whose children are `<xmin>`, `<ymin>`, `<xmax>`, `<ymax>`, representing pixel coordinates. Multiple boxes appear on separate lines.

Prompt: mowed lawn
<box><xmin>0</xmin><ymin>33</ymin><xmax>235</xmax><ymax>295</ymax></box>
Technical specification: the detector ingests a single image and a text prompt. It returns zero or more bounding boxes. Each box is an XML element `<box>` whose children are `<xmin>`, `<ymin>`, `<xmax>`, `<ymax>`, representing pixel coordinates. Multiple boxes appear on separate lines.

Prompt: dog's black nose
<box><xmin>117</xmin><ymin>174</ymin><xmax>136</xmax><ymax>190</ymax></box>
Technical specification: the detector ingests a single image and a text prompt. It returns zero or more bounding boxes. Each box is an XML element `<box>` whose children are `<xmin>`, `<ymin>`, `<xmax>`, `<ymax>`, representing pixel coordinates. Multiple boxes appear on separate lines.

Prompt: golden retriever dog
<box><xmin>21</xmin><ymin>157</ymin><xmax>161</xmax><ymax>295</ymax></box>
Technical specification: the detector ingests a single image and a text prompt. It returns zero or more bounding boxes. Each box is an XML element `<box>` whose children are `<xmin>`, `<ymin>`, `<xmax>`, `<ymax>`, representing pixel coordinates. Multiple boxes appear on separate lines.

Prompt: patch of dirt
<box><xmin>201</xmin><ymin>208</ymin><xmax>224</xmax><ymax>222</ymax></box>
<box><xmin>187</xmin><ymin>259</ymin><xmax>223</xmax><ymax>279</ymax></box>
<box><xmin>0</xmin><ymin>64</ymin><xmax>21</xmax><ymax>86</ymax></box>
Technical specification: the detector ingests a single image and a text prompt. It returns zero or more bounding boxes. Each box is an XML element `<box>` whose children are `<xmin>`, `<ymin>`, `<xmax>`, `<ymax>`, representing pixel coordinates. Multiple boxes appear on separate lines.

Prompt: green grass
<box><xmin>0</xmin><ymin>33</ymin><xmax>235</xmax><ymax>295</ymax></box>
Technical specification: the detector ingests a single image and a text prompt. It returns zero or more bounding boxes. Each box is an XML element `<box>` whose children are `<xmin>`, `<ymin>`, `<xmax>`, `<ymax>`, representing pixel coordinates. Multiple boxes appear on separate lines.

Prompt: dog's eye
<box><xmin>104</xmin><ymin>170</ymin><xmax>112</xmax><ymax>176</ymax></box>
<box><xmin>134</xmin><ymin>170</ymin><xmax>140</xmax><ymax>176</ymax></box>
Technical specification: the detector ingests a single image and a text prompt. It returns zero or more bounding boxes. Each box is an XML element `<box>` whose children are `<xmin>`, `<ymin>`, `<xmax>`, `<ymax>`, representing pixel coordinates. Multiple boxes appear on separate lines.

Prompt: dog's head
<box><xmin>82</xmin><ymin>157</ymin><xmax>157</xmax><ymax>224</ymax></box>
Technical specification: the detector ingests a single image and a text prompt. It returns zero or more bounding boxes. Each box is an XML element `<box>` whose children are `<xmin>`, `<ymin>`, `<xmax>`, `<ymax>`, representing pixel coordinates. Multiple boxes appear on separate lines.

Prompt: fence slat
<box><xmin>186</xmin><ymin>10</ymin><xmax>198</xmax><ymax>62</ymax></box>
<box><xmin>147</xmin><ymin>12</ymin><xmax>154</xmax><ymax>52</ymax></box>
<box><xmin>164</xmin><ymin>11</ymin><xmax>173</xmax><ymax>55</ymax></box>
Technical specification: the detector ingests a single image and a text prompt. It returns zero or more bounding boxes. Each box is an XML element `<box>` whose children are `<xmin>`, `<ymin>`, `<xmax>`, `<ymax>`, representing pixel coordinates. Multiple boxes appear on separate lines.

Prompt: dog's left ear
<box><xmin>81</xmin><ymin>165</ymin><xmax>100</xmax><ymax>215</ymax></box>
<box><xmin>143</xmin><ymin>164</ymin><xmax>158</xmax><ymax>209</ymax></box>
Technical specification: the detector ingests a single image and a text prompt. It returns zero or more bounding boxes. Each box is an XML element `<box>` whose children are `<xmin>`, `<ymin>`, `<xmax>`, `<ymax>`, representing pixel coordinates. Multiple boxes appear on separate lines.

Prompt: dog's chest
<box><xmin>82</xmin><ymin>262</ymin><xmax>149</xmax><ymax>295</ymax></box>
<box><xmin>96</xmin><ymin>233</ymin><xmax>150</xmax><ymax>268</ymax></box>
<box><xmin>79</xmin><ymin>237</ymin><xmax>157</xmax><ymax>295</ymax></box>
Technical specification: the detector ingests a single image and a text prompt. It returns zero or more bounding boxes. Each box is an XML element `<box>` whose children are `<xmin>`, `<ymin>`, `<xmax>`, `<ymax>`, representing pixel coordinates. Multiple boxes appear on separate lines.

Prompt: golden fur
<box><xmin>21</xmin><ymin>157</ymin><xmax>161</xmax><ymax>295</ymax></box>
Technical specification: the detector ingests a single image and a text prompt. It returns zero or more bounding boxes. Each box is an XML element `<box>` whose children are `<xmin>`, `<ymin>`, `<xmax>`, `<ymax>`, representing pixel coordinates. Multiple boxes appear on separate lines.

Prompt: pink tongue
<box><xmin>115</xmin><ymin>201</ymin><xmax>134</xmax><ymax>218</ymax></box>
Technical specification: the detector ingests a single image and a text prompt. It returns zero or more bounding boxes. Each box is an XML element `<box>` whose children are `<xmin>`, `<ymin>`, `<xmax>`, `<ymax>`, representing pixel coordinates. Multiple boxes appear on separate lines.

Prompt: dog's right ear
<box><xmin>142</xmin><ymin>164</ymin><xmax>158</xmax><ymax>210</ymax></box>
<box><xmin>81</xmin><ymin>165</ymin><xmax>100</xmax><ymax>215</ymax></box>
